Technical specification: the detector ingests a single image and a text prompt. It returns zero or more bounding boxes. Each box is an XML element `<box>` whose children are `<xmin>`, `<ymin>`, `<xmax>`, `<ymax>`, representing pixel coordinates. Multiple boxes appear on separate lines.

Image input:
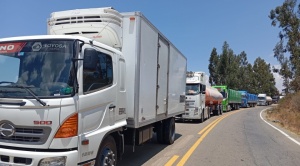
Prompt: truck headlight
<box><xmin>39</xmin><ymin>156</ymin><xmax>66</xmax><ymax>166</ymax></box>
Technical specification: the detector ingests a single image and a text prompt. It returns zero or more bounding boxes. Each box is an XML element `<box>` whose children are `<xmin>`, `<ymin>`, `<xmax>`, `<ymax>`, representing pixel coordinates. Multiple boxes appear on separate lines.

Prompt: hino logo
<box><xmin>0</xmin><ymin>45</ymin><xmax>14</xmax><ymax>51</ymax></box>
<box><xmin>0</xmin><ymin>122</ymin><xmax>16</xmax><ymax>137</ymax></box>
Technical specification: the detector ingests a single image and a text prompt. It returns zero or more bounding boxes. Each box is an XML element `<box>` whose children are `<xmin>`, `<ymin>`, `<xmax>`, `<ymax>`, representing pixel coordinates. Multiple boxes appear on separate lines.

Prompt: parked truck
<box><xmin>239</xmin><ymin>90</ymin><xmax>257</xmax><ymax>107</ymax></box>
<box><xmin>257</xmin><ymin>93</ymin><xmax>267</xmax><ymax>106</ymax></box>
<box><xmin>177</xmin><ymin>71</ymin><xmax>208</xmax><ymax>122</ymax></box>
<box><xmin>212</xmin><ymin>85</ymin><xmax>241</xmax><ymax>112</ymax></box>
<box><xmin>205</xmin><ymin>86</ymin><xmax>223</xmax><ymax>115</ymax></box>
<box><xmin>0</xmin><ymin>7</ymin><xmax>187</xmax><ymax>166</ymax></box>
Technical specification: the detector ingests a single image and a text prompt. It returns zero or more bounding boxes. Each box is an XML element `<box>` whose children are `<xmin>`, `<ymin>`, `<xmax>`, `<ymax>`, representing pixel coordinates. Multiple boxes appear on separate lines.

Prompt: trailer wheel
<box><xmin>163</xmin><ymin>117</ymin><xmax>175</xmax><ymax>145</ymax></box>
<box><xmin>95</xmin><ymin>135</ymin><xmax>117</xmax><ymax>166</ymax></box>
<box><xmin>207</xmin><ymin>107</ymin><xmax>210</xmax><ymax>119</ymax></box>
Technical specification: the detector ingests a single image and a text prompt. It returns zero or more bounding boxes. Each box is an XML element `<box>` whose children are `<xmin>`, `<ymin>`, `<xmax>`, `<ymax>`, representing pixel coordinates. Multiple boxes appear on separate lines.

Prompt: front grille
<box><xmin>0</xmin><ymin>126</ymin><xmax>51</xmax><ymax>145</ymax></box>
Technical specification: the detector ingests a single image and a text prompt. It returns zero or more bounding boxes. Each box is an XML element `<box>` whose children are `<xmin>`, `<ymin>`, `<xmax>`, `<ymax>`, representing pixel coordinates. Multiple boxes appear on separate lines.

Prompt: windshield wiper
<box><xmin>0</xmin><ymin>81</ymin><xmax>16</xmax><ymax>85</ymax></box>
<box><xmin>9</xmin><ymin>85</ymin><xmax>47</xmax><ymax>106</ymax></box>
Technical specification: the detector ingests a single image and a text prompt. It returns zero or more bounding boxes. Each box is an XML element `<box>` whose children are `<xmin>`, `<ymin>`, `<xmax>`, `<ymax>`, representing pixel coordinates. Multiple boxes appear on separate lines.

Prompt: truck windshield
<box><xmin>186</xmin><ymin>84</ymin><xmax>199</xmax><ymax>95</ymax></box>
<box><xmin>0</xmin><ymin>40</ymin><xmax>75</xmax><ymax>98</ymax></box>
<box><xmin>258</xmin><ymin>97</ymin><xmax>266</xmax><ymax>100</ymax></box>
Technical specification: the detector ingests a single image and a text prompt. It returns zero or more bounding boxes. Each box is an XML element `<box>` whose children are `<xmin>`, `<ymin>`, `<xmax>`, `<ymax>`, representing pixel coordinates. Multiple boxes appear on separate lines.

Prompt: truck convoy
<box><xmin>205</xmin><ymin>86</ymin><xmax>223</xmax><ymax>115</ymax></box>
<box><xmin>0</xmin><ymin>7</ymin><xmax>187</xmax><ymax>166</ymax></box>
<box><xmin>177</xmin><ymin>71</ymin><xmax>209</xmax><ymax>122</ymax></box>
<box><xmin>239</xmin><ymin>90</ymin><xmax>257</xmax><ymax>107</ymax></box>
<box><xmin>212</xmin><ymin>85</ymin><xmax>241</xmax><ymax>112</ymax></box>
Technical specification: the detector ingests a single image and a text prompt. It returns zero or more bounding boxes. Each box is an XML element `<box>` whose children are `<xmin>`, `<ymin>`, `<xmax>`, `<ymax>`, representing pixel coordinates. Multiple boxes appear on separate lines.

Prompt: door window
<box><xmin>83</xmin><ymin>50</ymin><xmax>113</xmax><ymax>93</ymax></box>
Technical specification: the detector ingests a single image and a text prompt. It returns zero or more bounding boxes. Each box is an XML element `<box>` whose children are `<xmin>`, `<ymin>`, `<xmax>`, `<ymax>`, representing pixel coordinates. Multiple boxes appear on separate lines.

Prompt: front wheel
<box><xmin>95</xmin><ymin>136</ymin><xmax>117</xmax><ymax>166</ymax></box>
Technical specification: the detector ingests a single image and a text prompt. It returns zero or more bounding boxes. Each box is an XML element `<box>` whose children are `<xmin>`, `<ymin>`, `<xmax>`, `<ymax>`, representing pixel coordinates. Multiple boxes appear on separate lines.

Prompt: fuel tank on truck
<box><xmin>205</xmin><ymin>86</ymin><xmax>223</xmax><ymax>105</ymax></box>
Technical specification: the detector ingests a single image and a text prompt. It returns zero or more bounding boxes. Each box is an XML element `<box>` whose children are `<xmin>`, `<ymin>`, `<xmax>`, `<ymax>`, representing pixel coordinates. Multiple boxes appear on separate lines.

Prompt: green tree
<box><xmin>226</xmin><ymin>51</ymin><xmax>240</xmax><ymax>89</ymax></box>
<box><xmin>218</xmin><ymin>41</ymin><xmax>230</xmax><ymax>85</ymax></box>
<box><xmin>218</xmin><ymin>41</ymin><xmax>240</xmax><ymax>88</ymax></box>
<box><xmin>269</xmin><ymin>0</ymin><xmax>300</xmax><ymax>92</ymax></box>
<box><xmin>237</xmin><ymin>51</ymin><xmax>249</xmax><ymax>90</ymax></box>
<box><xmin>253</xmin><ymin>57</ymin><xmax>278</xmax><ymax>96</ymax></box>
<box><xmin>246</xmin><ymin>63</ymin><xmax>258</xmax><ymax>94</ymax></box>
<box><xmin>208</xmin><ymin>48</ymin><xmax>220</xmax><ymax>85</ymax></box>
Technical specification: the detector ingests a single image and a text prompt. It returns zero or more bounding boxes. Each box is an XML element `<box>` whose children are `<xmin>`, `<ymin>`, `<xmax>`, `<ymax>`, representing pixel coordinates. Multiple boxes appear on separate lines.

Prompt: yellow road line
<box><xmin>176</xmin><ymin>110</ymin><xmax>240</xmax><ymax>166</ymax></box>
<box><xmin>198</xmin><ymin>115</ymin><xmax>223</xmax><ymax>135</ymax></box>
<box><xmin>164</xmin><ymin>155</ymin><xmax>179</xmax><ymax>166</ymax></box>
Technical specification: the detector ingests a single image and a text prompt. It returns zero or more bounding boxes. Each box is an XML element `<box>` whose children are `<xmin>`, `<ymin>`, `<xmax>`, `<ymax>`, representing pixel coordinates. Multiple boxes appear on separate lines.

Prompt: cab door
<box><xmin>78</xmin><ymin>46</ymin><xmax>117</xmax><ymax>134</ymax></box>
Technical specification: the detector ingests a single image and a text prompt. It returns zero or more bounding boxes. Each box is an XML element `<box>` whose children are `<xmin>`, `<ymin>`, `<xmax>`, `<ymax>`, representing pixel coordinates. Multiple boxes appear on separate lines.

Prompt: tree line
<box><xmin>208</xmin><ymin>41</ymin><xmax>279</xmax><ymax>96</ymax></box>
<box><xmin>209</xmin><ymin>0</ymin><xmax>300</xmax><ymax>96</ymax></box>
<box><xmin>269</xmin><ymin>0</ymin><xmax>300</xmax><ymax>94</ymax></box>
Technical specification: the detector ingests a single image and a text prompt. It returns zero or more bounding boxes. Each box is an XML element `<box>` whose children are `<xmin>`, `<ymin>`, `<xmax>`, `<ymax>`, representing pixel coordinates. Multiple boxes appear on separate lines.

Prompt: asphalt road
<box><xmin>119</xmin><ymin>106</ymin><xmax>300</xmax><ymax>166</ymax></box>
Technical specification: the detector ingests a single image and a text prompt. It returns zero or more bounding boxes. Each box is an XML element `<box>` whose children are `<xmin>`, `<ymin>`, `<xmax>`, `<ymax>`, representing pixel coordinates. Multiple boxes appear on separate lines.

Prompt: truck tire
<box><xmin>219</xmin><ymin>105</ymin><xmax>223</xmax><ymax>115</ymax></box>
<box><xmin>201</xmin><ymin>109</ymin><xmax>204</xmax><ymax>122</ymax></box>
<box><xmin>95</xmin><ymin>135</ymin><xmax>117</xmax><ymax>166</ymax></box>
<box><xmin>207</xmin><ymin>107</ymin><xmax>210</xmax><ymax>119</ymax></box>
<box><xmin>163</xmin><ymin>117</ymin><xmax>175</xmax><ymax>145</ymax></box>
<box><xmin>213</xmin><ymin>107</ymin><xmax>219</xmax><ymax>116</ymax></box>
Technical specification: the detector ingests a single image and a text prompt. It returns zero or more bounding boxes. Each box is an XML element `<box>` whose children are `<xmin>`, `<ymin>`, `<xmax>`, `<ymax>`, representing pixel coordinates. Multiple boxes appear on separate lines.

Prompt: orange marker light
<box><xmin>82</xmin><ymin>139</ymin><xmax>89</xmax><ymax>145</ymax></box>
<box><xmin>54</xmin><ymin>113</ymin><xmax>78</xmax><ymax>138</ymax></box>
<box><xmin>129</xmin><ymin>17</ymin><xmax>135</xmax><ymax>21</ymax></box>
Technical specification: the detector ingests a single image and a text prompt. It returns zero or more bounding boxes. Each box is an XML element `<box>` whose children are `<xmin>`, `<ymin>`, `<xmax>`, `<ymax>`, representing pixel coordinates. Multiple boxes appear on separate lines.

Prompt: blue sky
<box><xmin>0</xmin><ymin>0</ymin><xmax>284</xmax><ymax>91</ymax></box>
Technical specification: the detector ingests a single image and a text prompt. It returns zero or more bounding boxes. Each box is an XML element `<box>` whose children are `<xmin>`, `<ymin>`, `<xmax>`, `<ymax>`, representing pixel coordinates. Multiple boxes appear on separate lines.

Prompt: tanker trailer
<box><xmin>205</xmin><ymin>86</ymin><xmax>223</xmax><ymax>116</ymax></box>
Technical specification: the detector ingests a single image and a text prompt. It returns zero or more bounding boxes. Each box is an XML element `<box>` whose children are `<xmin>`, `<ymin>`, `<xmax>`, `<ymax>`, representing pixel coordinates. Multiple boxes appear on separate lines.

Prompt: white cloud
<box><xmin>271</xmin><ymin>64</ymin><xmax>284</xmax><ymax>92</ymax></box>
<box><xmin>205</xmin><ymin>74</ymin><xmax>211</xmax><ymax>87</ymax></box>
<box><xmin>273</xmin><ymin>72</ymin><xmax>283</xmax><ymax>92</ymax></box>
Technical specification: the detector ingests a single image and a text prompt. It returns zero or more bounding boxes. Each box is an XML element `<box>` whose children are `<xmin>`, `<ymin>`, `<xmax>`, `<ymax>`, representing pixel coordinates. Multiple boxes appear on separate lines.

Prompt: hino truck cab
<box><xmin>0</xmin><ymin>35</ymin><xmax>127</xmax><ymax>165</ymax></box>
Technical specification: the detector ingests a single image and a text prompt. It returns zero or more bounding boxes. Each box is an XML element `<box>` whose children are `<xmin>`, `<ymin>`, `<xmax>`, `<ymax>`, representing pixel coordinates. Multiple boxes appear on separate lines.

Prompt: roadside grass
<box><xmin>266</xmin><ymin>91</ymin><xmax>300</xmax><ymax>135</ymax></box>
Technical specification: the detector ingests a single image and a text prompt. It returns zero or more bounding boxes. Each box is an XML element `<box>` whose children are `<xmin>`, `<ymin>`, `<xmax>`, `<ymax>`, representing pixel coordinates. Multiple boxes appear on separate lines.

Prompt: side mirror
<box><xmin>83</xmin><ymin>48</ymin><xmax>98</xmax><ymax>70</ymax></box>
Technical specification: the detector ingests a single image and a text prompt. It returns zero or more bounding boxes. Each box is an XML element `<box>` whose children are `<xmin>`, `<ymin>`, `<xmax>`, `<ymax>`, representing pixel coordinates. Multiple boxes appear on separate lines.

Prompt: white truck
<box><xmin>0</xmin><ymin>7</ymin><xmax>187</xmax><ymax>166</ymax></box>
<box><xmin>257</xmin><ymin>93</ymin><xmax>267</xmax><ymax>106</ymax></box>
<box><xmin>177</xmin><ymin>71</ymin><xmax>209</xmax><ymax>122</ymax></box>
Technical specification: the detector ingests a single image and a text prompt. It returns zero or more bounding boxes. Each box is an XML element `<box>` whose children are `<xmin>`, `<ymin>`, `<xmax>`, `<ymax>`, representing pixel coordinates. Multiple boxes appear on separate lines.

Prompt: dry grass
<box><xmin>266</xmin><ymin>91</ymin><xmax>300</xmax><ymax>135</ymax></box>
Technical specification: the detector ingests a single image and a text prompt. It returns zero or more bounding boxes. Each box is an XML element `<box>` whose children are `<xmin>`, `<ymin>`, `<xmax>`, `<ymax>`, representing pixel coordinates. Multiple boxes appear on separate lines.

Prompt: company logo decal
<box><xmin>32</xmin><ymin>42</ymin><xmax>42</xmax><ymax>51</ymax></box>
<box><xmin>0</xmin><ymin>122</ymin><xmax>16</xmax><ymax>137</ymax></box>
<box><xmin>32</xmin><ymin>42</ymin><xmax>67</xmax><ymax>51</ymax></box>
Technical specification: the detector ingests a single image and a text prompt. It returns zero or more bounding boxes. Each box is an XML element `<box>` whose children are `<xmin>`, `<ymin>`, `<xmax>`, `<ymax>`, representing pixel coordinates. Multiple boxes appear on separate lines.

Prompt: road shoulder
<box><xmin>260</xmin><ymin>107</ymin><xmax>300</xmax><ymax>146</ymax></box>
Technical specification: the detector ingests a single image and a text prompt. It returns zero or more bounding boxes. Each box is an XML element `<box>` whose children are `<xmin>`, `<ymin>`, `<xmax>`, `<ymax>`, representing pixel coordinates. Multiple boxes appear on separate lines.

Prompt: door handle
<box><xmin>109</xmin><ymin>104</ymin><xmax>116</xmax><ymax>109</ymax></box>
